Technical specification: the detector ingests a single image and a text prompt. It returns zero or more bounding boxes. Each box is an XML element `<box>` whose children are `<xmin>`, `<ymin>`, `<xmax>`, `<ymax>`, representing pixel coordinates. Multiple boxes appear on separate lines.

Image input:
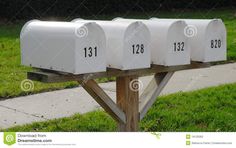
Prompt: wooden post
<box><xmin>116</xmin><ymin>76</ymin><xmax>139</xmax><ymax>132</ymax></box>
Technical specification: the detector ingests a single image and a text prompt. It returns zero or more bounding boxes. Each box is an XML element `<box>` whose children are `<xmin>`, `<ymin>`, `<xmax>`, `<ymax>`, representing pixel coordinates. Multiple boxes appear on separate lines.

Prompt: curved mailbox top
<box><xmin>20</xmin><ymin>20</ymin><xmax>106</xmax><ymax>74</ymax></box>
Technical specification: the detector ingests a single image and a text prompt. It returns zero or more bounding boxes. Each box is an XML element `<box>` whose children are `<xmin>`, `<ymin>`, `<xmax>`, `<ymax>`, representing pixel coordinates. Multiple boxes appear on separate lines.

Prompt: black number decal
<box><xmin>132</xmin><ymin>45</ymin><xmax>135</xmax><ymax>54</ymax></box>
<box><xmin>218</xmin><ymin>40</ymin><xmax>221</xmax><ymax>48</ymax></box>
<box><xmin>211</xmin><ymin>40</ymin><xmax>214</xmax><ymax>48</ymax></box>
<box><xmin>84</xmin><ymin>48</ymin><xmax>87</xmax><ymax>57</ymax></box>
<box><xmin>132</xmin><ymin>44</ymin><xmax>144</xmax><ymax>54</ymax></box>
<box><xmin>84</xmin><ymin>47</ymin><xmax>98</xmax><ymax>58</ymax></box>
<box><xmin>181</xmin><ymin>42</ymin><xmax>184</xmax><ymax>51</ymax></box>
<box><xmin>136</xmin><ymin>44</ymin><xmax>140</xmax><ymax>54</ymax></box>
<box><xmin>211</xmin><ymin>39</ymin><xmax>222</xmax><ymax>49</ymax></box>
<box><xmin>140</xmin><ymin>44</ymin><xmax>144</xmax><ymax>53</ymax></box>
<box><xmin>88</xmin><ymin>47</ymin><xmax>92</xmax><ymax>57</ymax></box>
<box><xmin>174</xmin><ymin>42</ymin><xmax>184</xmax><ymax>52</ymax></box>
<box><xmin>94</xmin><ymin>47</ymin><xmax>97</xmax><ymax>57</ymax></box>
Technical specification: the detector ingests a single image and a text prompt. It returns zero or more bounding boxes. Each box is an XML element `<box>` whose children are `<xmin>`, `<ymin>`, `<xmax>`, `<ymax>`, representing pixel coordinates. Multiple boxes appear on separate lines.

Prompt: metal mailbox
<box><xmin>72</xmin><ymin>19</ymin><xmax>151</xmax><ymax>70</ymax></box>
<box><xmin>182</xmin><ymin>19</ymin><xmax>227</xmax><ymax>62</ymax></box>
<box><xmin>113</xmin><ymin>18</ymin><xmax>190</xmax><ymax>66</ymax></box>
<box><xmin>155</xmin><ymin>18</ymin><xmax>227</xmax><ymax>62</ymax></box>
<box><xmin>20</xmin><ymin>20</ymin><xmax>106</xmax><ymax>74</ymax></box>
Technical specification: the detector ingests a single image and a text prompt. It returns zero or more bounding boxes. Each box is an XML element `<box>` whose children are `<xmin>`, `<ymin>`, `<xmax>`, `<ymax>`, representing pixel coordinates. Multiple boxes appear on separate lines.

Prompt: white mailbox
<box><xmin>154</xmin><ymin>18</ymin><xmax>227</xmax><ymax>62</ymax></box>
<box><xmin>20</xmin><ymin>20</ymin><xmax>106</xmax><ymax>74</ymax></box>
<box><xmin>113</xmin><ymin>18</ymin><xmax>190</xmax><ymax>66</ymax></box>
<box><xmin>72</xmin><ymin>19</ymin><xmax>151</xmax><ymax>70</ymax></box>
<box><xmin>183</xmin><ymin>19</ymin><xmax>227</xmax><ymax>62</ymax></box>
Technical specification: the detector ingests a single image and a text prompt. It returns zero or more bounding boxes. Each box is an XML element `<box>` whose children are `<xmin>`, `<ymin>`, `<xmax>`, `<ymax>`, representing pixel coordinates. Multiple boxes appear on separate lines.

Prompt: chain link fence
<box><xmin>0</xmin><ymin>0</ymin><xmax>236</xmax><ymax>21</ymax></box>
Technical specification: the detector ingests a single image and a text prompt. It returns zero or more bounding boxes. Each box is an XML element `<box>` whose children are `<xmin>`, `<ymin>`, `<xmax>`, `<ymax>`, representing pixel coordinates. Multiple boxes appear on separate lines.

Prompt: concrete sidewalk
<box><xmin>0</xmin><ymin>63</ymin><xmax>236</xmax><ymax>129</ymax></box>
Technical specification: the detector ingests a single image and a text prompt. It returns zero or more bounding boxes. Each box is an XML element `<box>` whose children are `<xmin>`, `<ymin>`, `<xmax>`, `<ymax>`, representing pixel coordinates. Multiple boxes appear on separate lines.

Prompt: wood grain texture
<box><xmin>116</xmin><ymin>76</ymin><xmax>139</xmax><ymax>131</ymax></box>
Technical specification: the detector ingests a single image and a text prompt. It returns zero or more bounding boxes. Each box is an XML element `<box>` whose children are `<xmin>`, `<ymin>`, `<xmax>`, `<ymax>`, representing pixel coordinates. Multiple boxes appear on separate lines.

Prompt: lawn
<box><xmin>3</xmin><ymin>83</ymin><xmax>236</xmax><ymax>132</ymax></box>
<box><xmin>0</xmin><ymin>8</ymin><xmax>235</xmax><ymax>99</ymax></box>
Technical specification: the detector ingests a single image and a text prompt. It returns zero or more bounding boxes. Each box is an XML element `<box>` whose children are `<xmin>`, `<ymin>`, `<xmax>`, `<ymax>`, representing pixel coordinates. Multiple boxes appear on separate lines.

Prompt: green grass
<box><xmin>0</xmin><ymin>8</ymin><xmax>235</xmax><ymax>99</ymax></box>
<box><xmin>3</xmin><ymin>83</ymin><xmax>236</xmax><ymax>132</ymax></box>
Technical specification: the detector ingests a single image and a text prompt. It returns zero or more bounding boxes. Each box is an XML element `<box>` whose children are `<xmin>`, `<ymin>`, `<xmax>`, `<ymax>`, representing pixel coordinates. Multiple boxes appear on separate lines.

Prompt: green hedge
<box><xmin>0</xmin><ymin>0</ymin><xmax>235</xmax><ymax>20</ymax></box>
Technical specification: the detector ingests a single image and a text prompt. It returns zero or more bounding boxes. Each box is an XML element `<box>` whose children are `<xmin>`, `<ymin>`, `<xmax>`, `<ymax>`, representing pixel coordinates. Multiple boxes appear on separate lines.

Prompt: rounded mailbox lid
<box><xmin>20</xmin><ymin>20</ymin><xmax>106</xmax><ymax>74</ymax></box>
<box><xmin>181</xmin><ymin>19</ymin><xmax>227</xmax><ymax>62</ymax></box>
<box><xmin>149</xmin><ymin>18</ymin><xmax>190</xmax><ymax>66</ymax></box>
<box><xmin>122</xmin><ymin>21</ymin><xmax>151</xmax><ymax>70</ymax></box>
<box><xmin>204</xmin><ymin>19</ymin><xmax>226</xmax><ymax>62</ymax></box>
<box><xmin>74</xmin><ymin>22</ymin><xmax>106</xmax><ymax>74</ymax></box>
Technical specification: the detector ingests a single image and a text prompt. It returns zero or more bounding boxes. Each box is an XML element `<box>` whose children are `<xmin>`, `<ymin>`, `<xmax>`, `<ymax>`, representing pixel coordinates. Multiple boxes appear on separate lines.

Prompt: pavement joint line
<box><xmin>0</xmin><ymin>104</ymin><xmax>48</xmax><ymax>120</ymax></box>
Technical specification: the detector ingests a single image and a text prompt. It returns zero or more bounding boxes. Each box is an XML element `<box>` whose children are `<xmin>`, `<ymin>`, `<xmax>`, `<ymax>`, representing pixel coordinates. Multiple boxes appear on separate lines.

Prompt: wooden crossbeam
<box><xmin>27</xmin><ymin>62</ymin><xmax>210</xmax><ymax>83</ymax></box>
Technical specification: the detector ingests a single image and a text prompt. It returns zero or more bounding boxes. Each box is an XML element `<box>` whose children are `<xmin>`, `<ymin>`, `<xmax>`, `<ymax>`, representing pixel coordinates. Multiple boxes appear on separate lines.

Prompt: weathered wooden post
<box><xmin>117</xmin><ymin>76</ymin><xmax>139</xmax><ymax>131</ymax></box>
